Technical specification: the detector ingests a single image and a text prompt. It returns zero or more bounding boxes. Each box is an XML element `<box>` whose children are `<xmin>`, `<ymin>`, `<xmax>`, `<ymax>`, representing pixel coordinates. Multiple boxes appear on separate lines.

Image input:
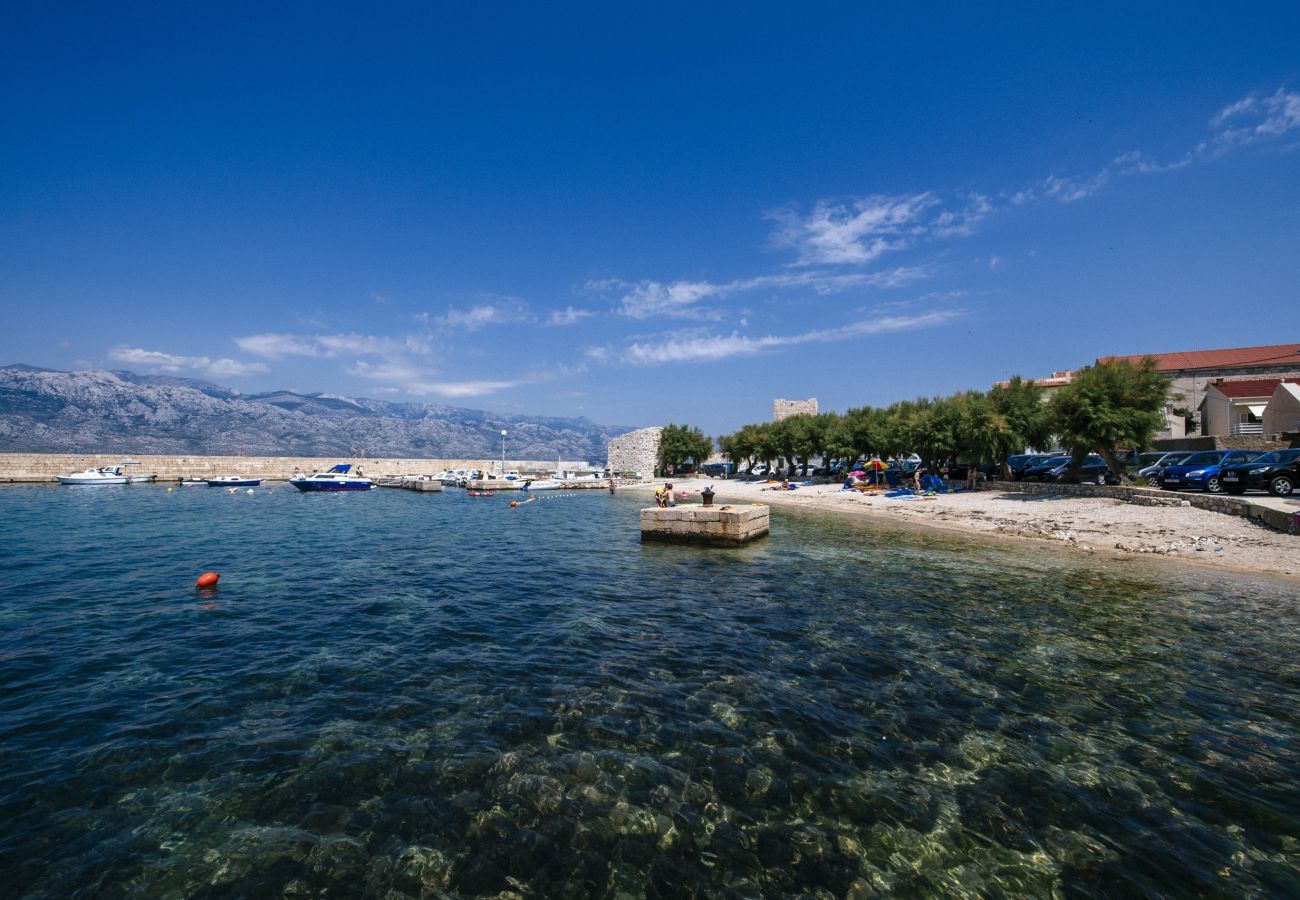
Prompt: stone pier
<box><xmin>640</xmin><ymin>504</ymin><xmax>770</xmax><ymax>545</ymax></box>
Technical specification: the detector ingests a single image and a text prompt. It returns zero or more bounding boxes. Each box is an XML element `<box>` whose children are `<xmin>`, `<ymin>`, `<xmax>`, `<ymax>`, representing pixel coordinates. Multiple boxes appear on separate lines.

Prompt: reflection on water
<box><xmin>0</xmin><ymin>485</ymin><xmax>1297</xmax><ymax>896</ymax></box>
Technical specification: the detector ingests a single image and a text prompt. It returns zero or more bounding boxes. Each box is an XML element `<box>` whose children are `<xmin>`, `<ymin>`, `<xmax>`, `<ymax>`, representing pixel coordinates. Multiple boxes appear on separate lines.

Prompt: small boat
<box><xmin>289</xmin><ymin>464</ymin><xmax>373</xmax><ymax>492</ymax></box>
<box><xmin>524</xmin><ymin>479</ymin><xmax>564</xmax><ymax>490</ymax></box>
<box><xmin>467</xmin><ymin>490</ymin><xmax>495</xmax><ymax>497</ymax></box>
<box><xmin>57</xmin><ymin>466</ymin><xmax>129</xmax><ymax>485</ymax></box>
<box><xmin>180</xmin><ymin>479</ymin><xmax>207</xmax><ymax>486</ymax></box>
<box><xmin>206</xmin><ymin>476</ymin><xmax>262</xmax><ymax>487</ymax></box>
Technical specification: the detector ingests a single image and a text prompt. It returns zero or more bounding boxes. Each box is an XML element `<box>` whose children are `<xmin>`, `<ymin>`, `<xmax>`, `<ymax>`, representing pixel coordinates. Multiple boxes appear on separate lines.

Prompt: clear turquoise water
<box><xmin>1</xmin><ymin>483</ymin><xmax>1297</xmax><ymax>897</ymax></box>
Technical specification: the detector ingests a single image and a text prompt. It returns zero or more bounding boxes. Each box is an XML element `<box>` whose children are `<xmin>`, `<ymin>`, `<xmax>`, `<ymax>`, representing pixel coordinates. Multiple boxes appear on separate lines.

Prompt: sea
<box><xmin>1</xmin><ymin>483</ymin><xmax>1297</xmax><ymax>897</ymax></box>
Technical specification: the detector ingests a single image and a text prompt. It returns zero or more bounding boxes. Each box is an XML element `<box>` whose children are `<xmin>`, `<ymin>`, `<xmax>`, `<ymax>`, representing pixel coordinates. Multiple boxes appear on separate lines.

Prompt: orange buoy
<box><xmin>196</xmin><ymin>572</ymin><xmax>220</xmax><ymax>588</ymax></box>
<box><xmin>509</xmin><ymin>500</ymin><xmax>518</xmax><ymax>508</ymax></box>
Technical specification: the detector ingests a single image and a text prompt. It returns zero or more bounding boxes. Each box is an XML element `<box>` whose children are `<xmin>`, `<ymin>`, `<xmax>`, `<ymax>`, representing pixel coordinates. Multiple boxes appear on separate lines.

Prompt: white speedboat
<box><xmin>289</xmin><ymin>464</ymin><xmax>373</xmax><ymax>492</ymax></box>
<box><xmin>57</xmin><ymin>466</ymin><xmax>129</xmax><ymax>485</ymax></box>
<box><xmin>523</xmin><ymin>478</ymin><xmax>564</xmax><ymax>490</ymax></box>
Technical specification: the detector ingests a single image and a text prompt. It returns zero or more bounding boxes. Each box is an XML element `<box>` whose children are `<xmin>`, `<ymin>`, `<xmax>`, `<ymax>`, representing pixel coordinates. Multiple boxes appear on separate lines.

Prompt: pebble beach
<box><xmin>629</xmin><ymin>478</ymin><xmax>1300</xmax><ymax>580</ymax></box>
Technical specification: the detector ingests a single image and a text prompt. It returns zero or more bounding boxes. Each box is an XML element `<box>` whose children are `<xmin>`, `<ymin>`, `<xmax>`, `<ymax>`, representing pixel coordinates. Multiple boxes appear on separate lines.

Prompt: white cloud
<box><xmin>1015</xmin><ymin>87</ymin><xmax>1300</xmax><ymax>206</ymax></box>
<box><xmin>588</xmin><ymin>266</ymin><xmax>928</xmax><ymax>320</ymax></box>
<box><xmin>406</xmin><ymin>379</ymin><xmax>524</xmax><ymax>398</ymax></box>
<box><xmin>768</xmin><ymin>193</ymin><xmax>938</xmax><ymax>265</ymax></box>
<box><xmin>434</xmin><ymin>301</ymin><xmax>530</xmax><ymax>331</ymax></box>
<box><xmin>205</xmin><ymin>358</ymin><xmax>272</xmax><ymax>377</ymax></box>
<box><xmin>1211</xmin><ymin>87</ymin><xmax>1300</xmax><ymax>143</ymax></box>
<box><xmin>623</xmin><ymin>309</ymin><xmax>962</xmax><ymax>365</ymax></box>
<box><xmin>548</xmin><ymin>306</ymin><xmax>595</xmax><ymax>326</ymax></box>
<box><xmin>235</xmin><ymin>332</ymin><xmax>426</xmax><ymax>359</ymax></box>
<box><xmin>107</xmin><ymin>346</ymin><xmax>269</xmax><ymax>378</ymax></box>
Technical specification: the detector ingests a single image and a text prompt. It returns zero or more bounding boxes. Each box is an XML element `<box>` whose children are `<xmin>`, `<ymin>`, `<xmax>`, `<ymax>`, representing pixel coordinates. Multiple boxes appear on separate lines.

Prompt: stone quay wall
<box><xmin>979</xmin><ymin>479</ymin><xmax>1296</xmax><ymax>533</ymax></box>
<box><xmin>640</xmin><ymin>505</ymin><xmax>770</xmax><ymax>545</ymax></box>
<box><xmin>606</xmin><ymin>427</ymin><xmax>662</xmax><ymax>480</ymax></box>
<box><xmin>1153</xmin><ymin>435</ymin><xmax>1296</xmax><ymax>453</ymax></box>
<box><xmin>0</xmin><ymin>453</ymin><xmax>589</xmax><ymax>483</ymax></box>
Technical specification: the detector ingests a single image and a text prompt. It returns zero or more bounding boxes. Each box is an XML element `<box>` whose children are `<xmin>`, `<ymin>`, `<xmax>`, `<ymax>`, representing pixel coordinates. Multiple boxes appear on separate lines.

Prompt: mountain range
<box><xmin>0</xmin><ymin>365</ymin><xmax>632</xmax><ymax>461</ymax></box>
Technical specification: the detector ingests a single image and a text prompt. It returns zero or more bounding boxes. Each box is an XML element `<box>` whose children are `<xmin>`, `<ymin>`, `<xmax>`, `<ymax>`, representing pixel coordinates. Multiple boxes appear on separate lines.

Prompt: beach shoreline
<box><xmin>628</xmin><ymin>477</ymin><xmax>1300</xmax><ymax>581</ymax></box>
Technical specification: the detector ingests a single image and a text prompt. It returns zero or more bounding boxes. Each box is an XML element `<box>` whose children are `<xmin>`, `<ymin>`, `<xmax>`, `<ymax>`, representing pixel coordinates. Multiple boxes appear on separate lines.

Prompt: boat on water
<box><xmin>289</xmin><ymin>464</ymin><xmax>372</xmax><ymax>492</ymax></box>
<box><xmin>206</xmin><ymin>476</ymin><xmax>262</xmax><ymax>487</ymax></box>
<box><xmin>524</xmin><ymin>479</ymin><xmax>564</xmax><ymax>490</ymax></box>
<box><xmin>57</xmin><ymin>466</ymin><xmax>129</xmax><ymax>485</ymax></box>
<box><xmin>467</xmin><ymin>490</ymin><xmax>495</xmax><ymax>497</ymax></box>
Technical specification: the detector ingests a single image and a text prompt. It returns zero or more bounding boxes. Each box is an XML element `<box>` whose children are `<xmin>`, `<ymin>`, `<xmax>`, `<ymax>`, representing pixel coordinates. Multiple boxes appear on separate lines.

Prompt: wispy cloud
<box><xmin>108</xmin><ymin>346</ymin><xmax>269</xmax><ymax>378</ymax></box>
<box><xmin>1014</xmin><ymin>87</ymin><xmax>1300</xmax><ymax>205</ymax></box>
<box><xmin>622</xmin><ymin>309</ymin><xmax>962</xmax><ymax>365</ymax></box>
<box><xmin>434</xmin><ymin>301</ymin><xmax>531</xmax><ymax>331</ymax></box>
<box><xmin>235</xmin><ymin>332</ymin><xmax>430</xmax><ymax>359</ymax></box>
<box><xmin>547</xmin><ymin>306</ymin><xmax>595</xmax><ymax>326</ymax></box>
<box><xmin>587</xmin><ymin>266</ymin><xmax>928</xmax><ymax>319</ymax></box>
<box><xmin>767</xmin><ymin>193</ymin><xmax>938</xmax><ymax>265</ymax></box>
<box><xmin>1210</xmin><ymin>87</ymin><xmax>1300</xmax><ymax>147</ymax></box>
<box><xmin>405</xmin><ymin>378</ymin><xmax>527</xmax><ymax>398</ymax></box>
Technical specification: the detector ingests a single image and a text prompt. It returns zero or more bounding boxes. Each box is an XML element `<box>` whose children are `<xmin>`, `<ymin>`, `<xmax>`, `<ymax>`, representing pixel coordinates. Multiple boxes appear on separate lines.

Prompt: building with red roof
<box><xmin>1202</xmin><ymin>377</ymin><xmax>1299</xmax><ymax>437</ymax></box>
<box><xmin>1095</xmin><ymin>343</ymin><xmax>1300</xmax><ymax>439</ymax></box>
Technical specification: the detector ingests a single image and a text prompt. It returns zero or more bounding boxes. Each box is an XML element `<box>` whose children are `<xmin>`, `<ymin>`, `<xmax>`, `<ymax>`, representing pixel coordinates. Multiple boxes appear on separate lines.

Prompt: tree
<box><xmin>986</xmin><ymin>376</ymin><xmax>1053</xmax><ymax>477</ymax></box>
<box><xmin>658</xmin><ymin>423</ymin><xmax>714</xmax><ymax>472</ymax></box>
<box><xmin>820</xmin><ymin>412</ymin><xmax>855</xmax><ymax>467</ymax></box>
<box><xmin>1048</xmin><ymin>358</ymin><xmax>1170</xmax><ymax>483</ymax></box>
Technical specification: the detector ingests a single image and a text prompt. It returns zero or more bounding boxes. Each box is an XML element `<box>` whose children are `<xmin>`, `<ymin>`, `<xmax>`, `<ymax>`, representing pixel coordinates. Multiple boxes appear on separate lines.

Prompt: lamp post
<box><xmin>500</xmin><ymin>429</ymin><xmax>507</xmax><ymax>477</ymax></box>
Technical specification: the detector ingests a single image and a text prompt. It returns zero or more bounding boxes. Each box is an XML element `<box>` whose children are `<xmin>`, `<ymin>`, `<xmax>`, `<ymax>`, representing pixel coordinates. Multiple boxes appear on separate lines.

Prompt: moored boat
<box><xmin>206</xmin><ymin>476</ymin><xmax>262</xmax><ymax>487</ymax></box>
<box><xmin>57</xmin><ymin>466</ymin><xmax>129</xmax><ymax>485</ymax></box>
<box><xmin>289</xmin><ymin>464</ymin><xmax>372</xmax><ymax>492</ymax></box>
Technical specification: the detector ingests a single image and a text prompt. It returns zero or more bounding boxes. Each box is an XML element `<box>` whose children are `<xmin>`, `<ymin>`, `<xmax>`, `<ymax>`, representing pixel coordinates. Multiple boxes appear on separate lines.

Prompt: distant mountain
<box><xmin>0</xmin><ymin>365</ymin><xmax>632</xmax><ymax>461</ymax></box>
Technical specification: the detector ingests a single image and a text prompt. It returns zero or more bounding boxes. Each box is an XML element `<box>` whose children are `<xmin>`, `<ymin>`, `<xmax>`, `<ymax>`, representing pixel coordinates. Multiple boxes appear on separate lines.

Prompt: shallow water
<box><xmin>0</xmin><ymin>483</ymin><xmax>1297</xmax><ymax>897</ymax></box>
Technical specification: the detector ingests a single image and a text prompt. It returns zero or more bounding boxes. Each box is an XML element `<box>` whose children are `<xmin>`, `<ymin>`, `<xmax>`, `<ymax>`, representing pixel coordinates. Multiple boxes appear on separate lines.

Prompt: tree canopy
<box><xmin>657</xmin><ymin>423</ymin><xmax>714</xmax><ymax>471</ymax></box>
<box><xmin>712</xmin><ymin>357</ymin><xmax>1170</xmax><ymax>481</ymax></box>
<box><xmin>1049</xmin><ymin>358</ymin><xmax>1170</xmax><ymax>481</ymax></box>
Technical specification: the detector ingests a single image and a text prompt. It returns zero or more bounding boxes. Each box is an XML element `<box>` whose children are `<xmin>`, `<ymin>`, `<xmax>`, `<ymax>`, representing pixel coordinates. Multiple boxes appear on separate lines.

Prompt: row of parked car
<box><xmin>1009</xmin><ymin>449</ymin><xmax>1300</xmax><ymax>496</ymax></box>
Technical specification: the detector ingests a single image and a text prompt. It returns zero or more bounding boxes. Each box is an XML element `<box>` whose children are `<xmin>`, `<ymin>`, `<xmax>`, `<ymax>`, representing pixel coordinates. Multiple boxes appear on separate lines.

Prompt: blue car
<box><xmin>1156</xmin><ymin>449</ymin><xmax>1261</xmax><ymax>493</ymax></box>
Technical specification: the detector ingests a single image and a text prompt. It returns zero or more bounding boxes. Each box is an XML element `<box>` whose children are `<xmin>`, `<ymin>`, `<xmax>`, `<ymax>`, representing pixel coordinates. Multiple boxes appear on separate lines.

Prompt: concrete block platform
<box><xmin>641</xmin><ymin>504</ymin><xmax>770</xmax><ymax>545</ymax></box>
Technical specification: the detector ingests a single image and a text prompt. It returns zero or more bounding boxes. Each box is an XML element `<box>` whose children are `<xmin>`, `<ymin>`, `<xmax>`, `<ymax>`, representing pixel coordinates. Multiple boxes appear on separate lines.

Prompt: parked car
<box><xmin>1011</xmin><ymin>454</ymin><xmax>1062</xmax><ymax>480</ymax></box>
<box><xmin>1046</xmin><ymin>455</ymin><xmax>1118</xmax><ymax>485</ymax></box>
<box><xmin>1138</xmin><ymin>451</ymin><xmax>1192</xmax><ymax>479</ymax></box>
<box><xmin>1019</xmin><ymin>456</ymin><xmax>1071</xmax><ymax>481</ymax></box>
<box><xmin>700</xmin><ymin>463</ymin><xmax>733</xmax><ymax>478</ymax></box>
<box><xmin>939</xmin><ymin>460</ymin><xmax>997</xmax><ymax>481</ymax></box>
<box><xmin>1126</xmin><ymin>452</ymin><xmax>1170</xmax><ymax>475</ymax></box>
<box><xmin>1157</xmin><ymin>450</ymin><xmax>1262</xmax><ymax>493</ymax></box>
<box><xmin>1217</xmin><ymin>448</ymin><xmax>1300</xmax><ymax>496</ymax></box>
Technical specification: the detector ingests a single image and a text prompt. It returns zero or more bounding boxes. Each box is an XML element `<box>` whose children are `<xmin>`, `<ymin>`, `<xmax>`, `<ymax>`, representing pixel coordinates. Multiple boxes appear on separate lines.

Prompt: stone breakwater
<box><xmin>0</xmin><ymin>453</ymin><xmax>591</xmax><ymax>483</ymax></box>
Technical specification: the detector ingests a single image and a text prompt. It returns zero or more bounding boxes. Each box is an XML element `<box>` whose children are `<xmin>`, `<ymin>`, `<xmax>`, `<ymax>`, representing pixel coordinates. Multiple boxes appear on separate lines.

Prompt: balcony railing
<box><xmin>1231</xmin><ymin>422</ymin><xmax>1263</xmax><ymax>436</ymax></box>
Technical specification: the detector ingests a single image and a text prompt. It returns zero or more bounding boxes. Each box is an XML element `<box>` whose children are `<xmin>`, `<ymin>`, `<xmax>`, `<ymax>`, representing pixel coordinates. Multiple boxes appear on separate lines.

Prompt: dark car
<box><xmin>700</xmin><ymin>463</ymin><xmax>734</xmax><ymax>479</ymax></box>
<box><xmin>1008</xmin><ymin>454</ymin><xmax>1055</xmax><ymax>479</ymax></box>
<box><xmin>1018</xmin><ymin>455</ymin><xmax>1071</xmax><ymax>481</ymax></box>
<box><xmin>1126</xmin><ymin>451</ymin><xmax>1170</xmax><ymax>475</ymax></box>
<box><xmin>1046</xmin><ymin>455</ymin><xmax>1118</xmax><ymax>485</ymax></box>
<box><xmin>940</xmin><ymin>460</ymin><xmax>997</xmax><ymax>481</ymax></box>
<box><xmin>1157</xmin><ymin>450</ymin><xmax>1261</xmax><ymax>493</ymax></box>
<box><xmin>1218</xmin><ymin>448</ymin><xmax>1300</xmax><ymax>496</ymax></box>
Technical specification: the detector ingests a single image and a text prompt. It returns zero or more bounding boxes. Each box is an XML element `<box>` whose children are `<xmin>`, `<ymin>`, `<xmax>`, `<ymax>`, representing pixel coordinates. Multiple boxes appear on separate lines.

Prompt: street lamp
<box><xmin>500</xmin><ymin>429</ymin><xmax>507</xmax><ymax>477</ymax></box>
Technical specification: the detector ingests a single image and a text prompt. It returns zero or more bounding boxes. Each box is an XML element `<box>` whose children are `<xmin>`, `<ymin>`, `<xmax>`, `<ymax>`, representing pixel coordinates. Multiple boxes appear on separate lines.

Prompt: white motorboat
<box><xmin>57</xmin><ymin>466</ymin><xmax>129</xmax><ymax>485</ymax></box>
<box><xmin>289</xmin><ymin>464</ymin><xmax>373</xmax><ymax>492</ymax></box>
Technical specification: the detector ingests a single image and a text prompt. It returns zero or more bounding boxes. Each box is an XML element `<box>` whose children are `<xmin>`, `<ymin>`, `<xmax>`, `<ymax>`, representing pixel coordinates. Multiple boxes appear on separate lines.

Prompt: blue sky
<box><xmin>2</xmin><ymin>3</ymin><xmax>1298</xmax><ymax>436</ymax></box>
